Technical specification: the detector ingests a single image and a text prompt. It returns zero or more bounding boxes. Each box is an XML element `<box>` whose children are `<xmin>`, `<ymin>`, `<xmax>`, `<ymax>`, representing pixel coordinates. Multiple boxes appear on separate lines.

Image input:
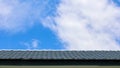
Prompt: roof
<box><xmin>0</xmin><ymin>50</ymin><xmax>120</xmax><ymax>60</ymax></box>
<box><xmin>0</xmin><ymin>50</ymin><xmax>120</xmax><ymax>66</ymax></box>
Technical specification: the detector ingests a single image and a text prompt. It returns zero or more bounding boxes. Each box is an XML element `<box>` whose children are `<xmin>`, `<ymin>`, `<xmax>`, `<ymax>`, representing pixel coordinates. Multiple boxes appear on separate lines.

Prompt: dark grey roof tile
<box><xmin>0</xmin><ymin>51</ymin><xmax>120</xmax><ymax>60</ymax></box>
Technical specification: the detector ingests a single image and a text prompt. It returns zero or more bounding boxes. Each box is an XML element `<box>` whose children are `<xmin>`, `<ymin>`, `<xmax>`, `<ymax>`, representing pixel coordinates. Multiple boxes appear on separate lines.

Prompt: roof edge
<box><xmin>0</xmin><ymin>49</ymin><xmax>120</xmax><ymax>51</ymax></box>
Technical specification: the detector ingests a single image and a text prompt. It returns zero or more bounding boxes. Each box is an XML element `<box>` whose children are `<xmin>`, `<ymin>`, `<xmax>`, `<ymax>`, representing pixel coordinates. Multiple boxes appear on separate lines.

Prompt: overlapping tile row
<box><xmin>0</xmin><ymin>51</ymin><xmax>120</xmax><ymax>60</ymax></box>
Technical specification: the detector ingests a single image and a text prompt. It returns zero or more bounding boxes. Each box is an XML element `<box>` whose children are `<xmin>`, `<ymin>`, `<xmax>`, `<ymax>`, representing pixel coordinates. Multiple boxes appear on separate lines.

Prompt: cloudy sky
<box><xmin>0</xmin><ymin>0</ymin><xmax>120</xmax><ymax>50</ymax></box>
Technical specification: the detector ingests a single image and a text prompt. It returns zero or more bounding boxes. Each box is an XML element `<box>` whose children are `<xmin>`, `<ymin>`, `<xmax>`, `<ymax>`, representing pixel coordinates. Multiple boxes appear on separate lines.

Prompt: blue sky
<box><xmin>0</xmin><ymin>0</ymin><xmax>120</xmax><ymax>50</ymax></box>
<box><xmin>0</xmin><ymin>0</ymin><xmax>62</xmax><ymax>50</ymax></box>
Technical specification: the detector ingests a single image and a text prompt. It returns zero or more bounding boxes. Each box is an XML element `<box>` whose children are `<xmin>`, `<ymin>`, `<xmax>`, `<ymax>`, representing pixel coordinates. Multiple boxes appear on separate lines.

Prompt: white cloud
<box><xmin>32</xmin><ymin>39</ymin><xmax>40</xmax><ymax>48</ymax></box>
<box><xmin>45</xmin><ymin>0</ymin><xmax>120</xmax><ymax>50</ymax></box>
<box><xmin>22</xmin><ymin>39</ymin><xmax>40</xmax><ymax>49</ymax></box>
<box><xmin>0</xmin><ymin>0</ymin><xmax>31</xmax><ymax>33</ymax></box>
<box><xmin>0</xmin><ymin>0</ymin><xmax>48</xmax><ymax>34</ymax></box>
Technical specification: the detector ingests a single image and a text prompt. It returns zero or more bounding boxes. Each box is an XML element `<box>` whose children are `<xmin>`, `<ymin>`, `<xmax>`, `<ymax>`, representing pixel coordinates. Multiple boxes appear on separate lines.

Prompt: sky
<box><xmin>0</xmin><ymin>0</ymin><xmax>120</xmax><ymax>50</ymax></box>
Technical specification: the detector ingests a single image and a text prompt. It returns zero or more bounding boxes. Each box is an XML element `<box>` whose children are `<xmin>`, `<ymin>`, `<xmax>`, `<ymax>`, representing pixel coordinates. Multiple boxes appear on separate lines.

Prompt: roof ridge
<box><xmin>0</xmin><ymin>49</ymin><xmax>120</xmax><ymax>51</ymax></box>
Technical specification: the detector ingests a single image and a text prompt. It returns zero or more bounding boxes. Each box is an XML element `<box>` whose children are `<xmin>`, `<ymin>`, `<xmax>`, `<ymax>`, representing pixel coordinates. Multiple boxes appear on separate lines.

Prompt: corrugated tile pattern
<box><xmin>0</xmin><ymin>51</ymin><xmax>120</xmax><ymax>60</ymax></box>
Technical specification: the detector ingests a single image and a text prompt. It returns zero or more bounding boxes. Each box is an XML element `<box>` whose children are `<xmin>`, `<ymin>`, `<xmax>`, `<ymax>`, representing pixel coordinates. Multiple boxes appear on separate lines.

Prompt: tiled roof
<box><xmin>0</xmin><ymin>50</ymin><xmax>120</xmax><ymax>60</ymax></box>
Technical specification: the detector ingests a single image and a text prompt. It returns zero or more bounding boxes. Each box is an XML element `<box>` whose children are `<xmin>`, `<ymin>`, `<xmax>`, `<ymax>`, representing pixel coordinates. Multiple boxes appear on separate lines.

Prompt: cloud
<box><xmin>45</xmin><ymin>0</ymin><xmax>120</xmax><ymax>50</ymax></box>
<box><xmin>32</xmin><ymin>39</ymin><xmax>40</xmax><ymax>48</ymax></box>
<box><xmin>0</xmin><ymin>0</ymin><xmax>32</xmax><ymax>33</ymax></box>
<box><xmin>22</xmin><ymin>39</ymin><xmax>40</xmax><ymax>49</ymax></box>
<box><xmin>0</xmin><ymin>0</ymin><xmax>53</xmax><ymax>34</ymax></box>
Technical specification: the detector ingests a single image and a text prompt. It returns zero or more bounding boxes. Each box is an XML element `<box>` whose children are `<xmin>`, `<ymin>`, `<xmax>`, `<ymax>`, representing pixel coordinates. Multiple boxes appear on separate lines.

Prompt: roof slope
<box><xmin>0</xmin><ymin>51</ymin><xmax>120</xmax><ymax>60</ymax></box>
